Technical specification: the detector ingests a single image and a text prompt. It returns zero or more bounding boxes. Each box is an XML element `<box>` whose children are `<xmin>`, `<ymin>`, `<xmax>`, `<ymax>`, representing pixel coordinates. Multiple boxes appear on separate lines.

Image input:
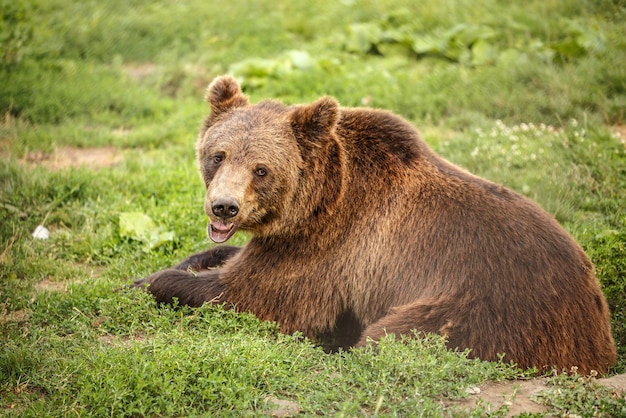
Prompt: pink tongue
<box><xmin>209</xmin><ymin>220</ymin><xmax>236</xmax><ymax>243</ymax></box>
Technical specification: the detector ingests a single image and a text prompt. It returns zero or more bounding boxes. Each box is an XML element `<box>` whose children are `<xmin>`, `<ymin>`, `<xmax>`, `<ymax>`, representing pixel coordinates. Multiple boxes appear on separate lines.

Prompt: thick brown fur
<box><xmin>136</xmin><ymin>75</ymin><xmax>616</xmax><ymax>374</ymax></box>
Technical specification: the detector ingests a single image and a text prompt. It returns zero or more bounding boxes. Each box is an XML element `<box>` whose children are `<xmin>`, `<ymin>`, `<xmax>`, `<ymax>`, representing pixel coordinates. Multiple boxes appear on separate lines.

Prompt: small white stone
<box><xmin>465</xmin><ymin>386</ymin><xmax>481</xmax><ymax>395</ymax></box>
<box><xmin>32</xmin><ymin>225</ymin><xmax>50</xmax><ymax>240</ymax></box>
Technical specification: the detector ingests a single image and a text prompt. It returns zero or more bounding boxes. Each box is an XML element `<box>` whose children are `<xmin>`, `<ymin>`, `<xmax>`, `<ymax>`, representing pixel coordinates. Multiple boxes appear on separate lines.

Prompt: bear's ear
<box><xmin>290</xmin><ymin>97</ymin><xmax>339</xmax><ymax>142</ymax></box>
<box><xmin>206</xmin><ymin>75</ymin><xmax>249</xmax><ymax>116</ymax></box>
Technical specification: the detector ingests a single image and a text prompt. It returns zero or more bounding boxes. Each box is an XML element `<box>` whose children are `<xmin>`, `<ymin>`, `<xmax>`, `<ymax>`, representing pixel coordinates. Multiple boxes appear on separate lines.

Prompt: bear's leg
<box><xmin>172</xmin><ymin>245</ymin><xmax>241</xmax><ymax>271</ymax></box>
<box><xmin>356</xmin><ymin>298</ymin><xmax>452</xmax><ymax>347</ymax></box>
<box><xmin>135</xmin><ymin>269</ymin><xmax>224</xmax><ymax>307</ymax></box>
<box><xmin>132</xmin><ymin>246</ymin><xmax>239</xmax><ymax>305</ymax></box>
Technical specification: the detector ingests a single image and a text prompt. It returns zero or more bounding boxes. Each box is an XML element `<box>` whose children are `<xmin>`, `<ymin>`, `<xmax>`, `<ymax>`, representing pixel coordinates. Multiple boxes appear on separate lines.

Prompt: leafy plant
<box><xmin>534</xmin><ymin>371</ymin><xmax>626</xmax><ymax>416</ymax></box>
<box><xmin>228</xmin><ymin>50</ymin><xmax>320</xmax><ymax>89</ymax></box>
<box><xmin>341</xmin><ymin>11</ymin><xmax>607</xmax><ymax>67</ymax></box>
<box><xmin>119</xmin><ymin>212</ymin><xmax>175</xmax><ymax>251</ymax></box>
<box><xmin>0</xmin><ymin>0</ymin><xmax>34</xmax><ymax>68</ymax></box>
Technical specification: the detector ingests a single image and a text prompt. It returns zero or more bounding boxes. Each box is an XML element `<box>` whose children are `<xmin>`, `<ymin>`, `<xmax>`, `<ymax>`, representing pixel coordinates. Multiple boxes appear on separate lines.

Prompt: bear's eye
<box><xmin>212</xmin><ymin>154</ymin><xmax>224</xmax><ymax>165</ymax></box>
<box><xmin>254</xmin><ymin>167</ymin><xmax>268</xmax><ymax>177</ymax></box>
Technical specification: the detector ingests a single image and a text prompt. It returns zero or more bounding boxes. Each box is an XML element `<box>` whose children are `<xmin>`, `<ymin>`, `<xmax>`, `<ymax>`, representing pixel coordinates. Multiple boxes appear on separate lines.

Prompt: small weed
<box><xmin>534</xmin><ymin>370</ymin><xmax>626</xmax><ymax>416</ymax></box>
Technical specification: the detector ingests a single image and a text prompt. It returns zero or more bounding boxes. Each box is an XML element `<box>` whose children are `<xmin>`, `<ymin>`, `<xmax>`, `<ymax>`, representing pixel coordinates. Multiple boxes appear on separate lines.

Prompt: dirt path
<box><xmin>451</xmin><ymin>373</ymin><xmax>626</xmax><ymax>416</ymax></box>
<box><xmin>21</xmin><ymin>146</ymin><xmax>122</xmax><ymax>170</ymax></box>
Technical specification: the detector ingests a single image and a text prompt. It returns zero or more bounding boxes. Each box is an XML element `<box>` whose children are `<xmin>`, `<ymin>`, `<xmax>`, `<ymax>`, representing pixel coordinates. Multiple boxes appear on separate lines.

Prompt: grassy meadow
<box><xmin>1</xmin><ymin>0</ymin><xmax>626</xmax><ymax>415</ymax></box>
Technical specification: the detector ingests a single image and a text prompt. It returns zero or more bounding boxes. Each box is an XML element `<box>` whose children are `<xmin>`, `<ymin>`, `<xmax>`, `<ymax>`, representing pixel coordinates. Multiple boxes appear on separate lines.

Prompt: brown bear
<box><xmin>136</xmin><ymin>75</ymin><xmax>616</xmax><ymax>374</ymax></box>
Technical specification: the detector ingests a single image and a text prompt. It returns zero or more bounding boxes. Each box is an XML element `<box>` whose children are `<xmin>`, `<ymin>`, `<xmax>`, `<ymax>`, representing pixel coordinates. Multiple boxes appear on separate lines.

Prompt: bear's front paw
<box><xmin>132</xmin><ymin>277</ymin><xmax>149</xmax><ymax>289</ymax></box>
<box><xmin>132</xmin><ymin>271</ymin><xmax>162</xmax><ymax>289</ymax></box>
<box><xmin>131</xmin><ymin>268</ymin><xmax>222</xmax><ymax>307</ymax></box>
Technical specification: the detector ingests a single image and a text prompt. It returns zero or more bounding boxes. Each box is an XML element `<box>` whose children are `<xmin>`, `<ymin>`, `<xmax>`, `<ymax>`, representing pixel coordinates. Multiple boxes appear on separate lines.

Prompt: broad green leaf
<box><xmin>442</xmin><ymin>39</ymin><xmax>466</xmax><ymax>62</ymax></box>
<box><xmin>228</xmin><ymin>51</ymin><xmax>320</xmax><ymax>88</ymax></box>
<box><xmin>119</xmin><ymin>212</ymin><xmax>175</xmax><ymax>251</ymax></box>
<box><xmin>413</xmin><ymin>34</ymin><xmax>444</xmax><ymax>55</ymax></box>
<box><xmin>550</xmin><ymin>38</ymin><xmax>586</xmax><ymax>59</ymax></box>
<box><xmin>377</xmin><ymin>42</ymin><xmax>412</xmax><ymax>57</ymax></box>
<box><xmin>442</xmin><ymin>23</ymin><xmax>468</xmax><ymax>43</ymax></box>
<box><xmin>229</xmin><ymin>58</ymin><xmax>279</xmax><ymax>79</ymax></box>
<box><xmin>381</xmin><ymin>28</ymin><xmax>415</xmax><ymax>48</ymax></box>
<box><xmin>286</xmin><ymin>50</ymin><xmax>315</xmax><ymax>70</ymax></box>
<box><xmin>497</xmin><ymin>48</ymin><xmax>527</xmax><ymax>68</ymax></box>
<box><xmin>457</xmin><ymin>24</ymin><xmax>496</xmax><ymax>46</ymax></box>
<box><xmin>344</xmin><ymin>22</ymin><xmax>383</xmax><ymax>53</ymax></box>
<box><xmin>471</xmin><ymin>39</ymin><xmax>497</xmax><ymax>66</ymax></box>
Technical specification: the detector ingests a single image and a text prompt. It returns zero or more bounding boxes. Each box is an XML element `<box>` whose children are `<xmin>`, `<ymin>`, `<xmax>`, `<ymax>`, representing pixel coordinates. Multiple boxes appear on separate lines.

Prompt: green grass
<box><xmin>2</xmin><ymin>287</ymin><xmax>529</xmax><ymax>416</ymax></box>
<box><xmin>1</xmin><ymin>0</ymin><xmax>626</xmax><ymax>415</ymax></box>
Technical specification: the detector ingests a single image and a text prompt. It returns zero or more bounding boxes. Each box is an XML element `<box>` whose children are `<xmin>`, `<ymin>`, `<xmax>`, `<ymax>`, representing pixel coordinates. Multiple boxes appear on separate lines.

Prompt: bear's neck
<box><xmin>286</xmin><ymin>138</ymin><xmax>348</xmax><ymax>244</ymax></box>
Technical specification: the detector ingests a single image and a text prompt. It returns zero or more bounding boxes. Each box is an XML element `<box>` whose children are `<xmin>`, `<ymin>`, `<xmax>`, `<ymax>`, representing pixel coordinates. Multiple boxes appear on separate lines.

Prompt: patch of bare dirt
<box><xmin>21</xmin><ymin>146</ymin><xmax>122</xmax><ymax>170</ymax></box>
<box><xmin>264</xmin><ymin>397</ymin><xmax>302</xmax><ymax>417</ymax></box>
<box><xmin>600</xmin><ymin>373</ymin><xmax>626</xmax><ymax>391</ymax></box>
<box><xmin>112</xmin><ymin>126</ymin><xmax>131</xmax><ymax>137</ymax></box>
<box><xmin>450</xmin><ymin>374</ymin><xmax>626</xmax><ymax>416</ymax></box>
<box><xmin>0</xmin><ymin>309</ymin><xmax>29</xmax><ymax>325</ymax></box>
<box><xmin>123</xmin><ymin>62</ymin><xmax>159</xmax><ymax>81</ymax></box>
<box><xmin>33</xmin><ymin>266</ymin><xmax>102</xmax><ymax>294</ymax></box>
<box><xmin>452</xmin><ymin>379</ymin><xmax>549</xmax><ymax>416</ymax></box>
<box><xmin>34</xmin><ymin>278</ymin><xmax>68</xmax><ymax>293</ymax></box>
<box><xmin>99</xmin><ymin>333</ymin><xmax>148</xmax><ymax>346</ymax></box>
<box><xmin>1</xmin><ymin>384</ymin><xmax>48</xmax><ymax>413</ymax></box>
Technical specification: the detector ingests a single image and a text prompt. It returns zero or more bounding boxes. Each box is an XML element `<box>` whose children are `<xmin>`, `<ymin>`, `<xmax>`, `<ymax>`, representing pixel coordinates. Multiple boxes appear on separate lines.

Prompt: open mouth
<box><xmin>208</xmin><ymin>219</ymin><xmax>239</xmax><ymax>243</ymax></box>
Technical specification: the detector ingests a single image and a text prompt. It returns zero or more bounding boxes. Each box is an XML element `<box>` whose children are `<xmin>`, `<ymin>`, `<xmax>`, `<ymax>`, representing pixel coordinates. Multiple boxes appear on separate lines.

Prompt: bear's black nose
<box><xmin>212</xmin><ymin>199</ymin><xmax>239</xmax><ymax>219</ymax></box>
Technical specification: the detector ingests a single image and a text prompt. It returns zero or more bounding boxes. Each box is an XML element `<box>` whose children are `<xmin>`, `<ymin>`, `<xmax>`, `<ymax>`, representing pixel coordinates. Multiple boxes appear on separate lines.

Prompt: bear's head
<box><xmin>197</xmin><ymin>76</ymin><xmax>344</xmax><ymax>243</ymax></box>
